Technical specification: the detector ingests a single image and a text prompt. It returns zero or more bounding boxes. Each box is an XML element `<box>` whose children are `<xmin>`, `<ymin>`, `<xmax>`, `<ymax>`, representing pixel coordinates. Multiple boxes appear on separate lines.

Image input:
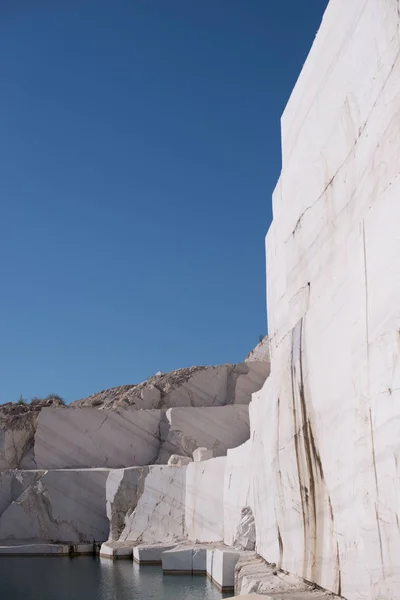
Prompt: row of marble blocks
<box><xmin>100</xmin><ymin>541</ymin><xmax>242</xmax><ymax>592</ymax></box>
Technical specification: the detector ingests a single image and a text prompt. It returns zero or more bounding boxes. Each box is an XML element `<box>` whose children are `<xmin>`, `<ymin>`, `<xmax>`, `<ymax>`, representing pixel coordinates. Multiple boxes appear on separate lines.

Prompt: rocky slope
<box><xmin>0</xmin><ymin>338</ymin><xmax>270</xmax><ymax>470</ymax></box>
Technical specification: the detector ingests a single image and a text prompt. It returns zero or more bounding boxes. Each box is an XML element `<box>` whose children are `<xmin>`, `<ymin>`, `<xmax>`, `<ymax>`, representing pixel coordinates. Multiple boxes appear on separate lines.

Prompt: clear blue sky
<box><xmin>0</xmin><ymin>0</ymin><xmax>328</xmax><ymax>403</ymax></box>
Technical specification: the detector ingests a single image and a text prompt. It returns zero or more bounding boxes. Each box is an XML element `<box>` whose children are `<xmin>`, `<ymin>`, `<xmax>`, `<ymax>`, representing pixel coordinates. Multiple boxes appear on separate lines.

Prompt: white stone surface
<box><xmin>192</xmin><ymin>447</ymin><xmax>214</xmax><ymax>462</ymax></box>
<box><xmin>34</xmin><ymin>408</ymin><xmax>161</xmax><ymax>469</ymax></box>
<box><xmin>234</xmin><ymin>553</ymin><xmax>311</xmax><ymax>597</ymax></box>
<box><xmin>185</xmin><ymin>457</ymin><xmax>226</xmax><ymax>542</ymax></box>
<box><xmin>162</xmin><ymin>547</ymin><xmax>207</xmax><ymax>573</ymax></box>
<box><xmin>244</xmin><ymin>335</ymin><xmax>270</xmax><ymax>363</ymax></box>
<box><xmin>73</xmin><ymin>362</ymin><xmax>270</xmax><ymax>410</ymax></box>
<box><xmin>250</xmin><ymin>1</ymin><xmax>400</xmax><ymax>599</ymax></box>
<box><xmin>106</xmin><ymin>466</ymin><xmax>148</xmax><ymax>540</ymax></box>
<box><xmin>223</xmin><ymin>440</ymin><xmax>253</xmax><ymax>547</ymax></box>
<box><xmin>233</xmin><ymin>506</ymin><xmax>255</xmax><ymax>551</ymax></box>
<box><xmin>0</xmin><ymin>469</ymin><xmax>110</xmax><ymax>543</ymax></box>
<box><xmin>168</xmin><ymin>455</ymin><xmax>193</xmax><ymax>466</ymax></box>
<box><xmin>234</xmin><ymin>363</ymin><xmax>270</xmax><ymax>406</ymax></box>
<box><xmin>207</xmin><ymin>548</ymin><xmax>240</xmax><ymax>591</ymax></box>
<box><xmin>0</xmin><ymin>541</ymin><xmax>71</xmax><ymax>555</ymax></box>
<box><xmin>163</xmin><ymin>547</ymin><xmax>192</xmax><ymax>573</ymax></box>
<box><xmin>119</xmin><ymin>466</ymin><xmax>186</xmax><ymax>543</ymax></box>
<box><xmin>163</xmin><ymin>366</ymin><xmax>230</xmax><ymax>408</ymax></box>
<box><xmin>192</xmin><ymin>547</ymin><xmax>207</xmax><ymax>573</ymax></box>
<box><xmin>99</xmin><ymin>541</ymin><xmax>133</xmax><ymax>558</ymax></box>
<box><xmin>133</xmin><ymin>543</ymin><xmax>176</xmax><ymax>564</ymax></box>
<box><xmin>0</xmin><ymin>471</ymin><xmax>45</xmax><ymax>518</ymax></box>
<box><xmin>0</xmin><ymin>420</ymin><xmax>37</xmax><ymax>470</ymax></box>
<box><xmin>157</xmin><ymin>405</ymin><xmax>249</xmax><ymax>463</ymax></box>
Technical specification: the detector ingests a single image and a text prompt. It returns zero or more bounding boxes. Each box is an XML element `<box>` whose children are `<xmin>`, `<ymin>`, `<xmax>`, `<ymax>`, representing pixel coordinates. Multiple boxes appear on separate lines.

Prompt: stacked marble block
<box><xmin>161</xmin><ymin>547</ymin><xmax>242</xmax><ymax>591</ymax></box>
<box><xmin>131</xmin><ymin>543</ymin><xmax>242</xmax><ymax>593</ymax></box>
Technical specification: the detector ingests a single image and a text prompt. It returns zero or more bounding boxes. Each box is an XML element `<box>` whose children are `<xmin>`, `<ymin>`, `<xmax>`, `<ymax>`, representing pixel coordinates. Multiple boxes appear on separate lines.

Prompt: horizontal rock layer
<box><xmin>0</xmin><ymin>357</ymin><xmax>268</xmax><ymax>470</ymax></box>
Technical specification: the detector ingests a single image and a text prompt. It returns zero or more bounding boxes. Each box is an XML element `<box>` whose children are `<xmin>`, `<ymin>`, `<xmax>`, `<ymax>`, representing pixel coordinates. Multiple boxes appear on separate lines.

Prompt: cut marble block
<box><xmin>119</xmin><ymin>466</ymin><xmax>186</xmax><ymax>544</ymax></box>
<box><xmin>235</xmin><ymin>553</ymin><xmax>312</xmax><ymax>597</ymax></box>
<box><xmin>162</xmin><ymin>547</ymin><xmax>207</xmax><ymax>574</ymax></box>
<box><xmin>34</xmin><ymin>408</ymin><xmax>161</xmax><ymax>469</ymax></box>
<box><xmin>207</xmin><ymin>548</ymin><xmax>240</xmax><ymax>591</ymax></box>
<box><xmin>185</xmin><ymin>457</ymin><xmax>226</xmax><ymax>542</ymax></box>
<box><xmin>0</xmin><ymin>469</ymin><xmax>110</xmax><ymax>543</ymax></box>
<box><xmin>192</xmin><ymin>447</ymin><xmax>213</xmax><ymax>462</ymax></box>
<box><xmin>99</xmin><ymin>541</ymin><xmax>134</xmax><ymax>559</ymax></box>
<box><xmin>133</xmin><ymin>544</ymin><xmax>177</xmax><ymax>565</ymax></box>
<box><xmin>157</xmin><ymin>405</ymin><xmax>249</xmax><ymax>463</ymax></box>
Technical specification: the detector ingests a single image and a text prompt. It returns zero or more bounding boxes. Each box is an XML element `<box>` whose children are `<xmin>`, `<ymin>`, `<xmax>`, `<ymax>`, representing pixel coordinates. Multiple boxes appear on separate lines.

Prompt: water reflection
<box><xmin>0</xmin><ymin>556</ymin><xmax>228</xmax><ymax>600</ymax></box>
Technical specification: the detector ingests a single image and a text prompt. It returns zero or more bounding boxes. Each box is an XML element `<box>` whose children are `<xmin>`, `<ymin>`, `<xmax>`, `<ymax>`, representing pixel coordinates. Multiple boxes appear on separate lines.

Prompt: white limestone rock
<box><xmin>162</xmin><ymin>546</ymin><xmax>207</xmax><ymax>573</ymax></box>
<box><xmin>249</xmin><ymin>1</ymin><xmax>400</xmax><ymax>599</ymax></box>
<box><xmin>234</xmin><ymin>553</ymin><xmax>311</xmax><ymax>597</ymax></box>
<box><xmin>106</xmin><ymin>466</ymin><xmax>149</xmax><ymax>540</ymax></box>
<box><xmin>99</xmin><ymin>540</ymin><xmax>134</xmax><ymax>559</ymax></box>
<box><xmin>167</xmin><ymin>455</ymin><xmax>193</xmax><ymax>466</ymax></box>
<box><xmin>0</xmin><ymin>541</ymin><xmax>71</xmax><ymax>555</ymax></box>
<box><xmin>0</xmin><ymin>398</ymin><xmax>66</xmax><ymax>469</ymax></box>
<box><xmin>185</xmin><ymin>457</ymin><xmax>226</xmax><ymax>542</ymax></box>
<box><xmin>34</xmin><ymin>408</ymin><xmax>161</xmax><ymax>469</ymax></box>
<box><xmin>207</xmin><ymin>548</ymin><xmax>241</xmax><ymax>592</ymax></box>
<box><xmin>233</xmin><ymin>506</ymin><xmax>255</xmax><ymax>551</ymax></box>
<box><xmin>119</xmin><ymin>465</ymin><xmax>186</xmax><ymax>544</ymax></box>
<box><xmin>244</xmin><ymin>335</ymin><xmax>270</xmax><ymax>363</ymax></box>
<box><xmin>156</xmin><ymin>405</ymin><xmax>249</xmax><ymax>463</ymax></box>
<box><xmin>72</xmin><ymin>361</ymin><xmax>270</xmax><ymax>410</ymax></box>
<box><xmin>0</xmin><ymin>415</ymin><xmax>37</xmax><ymax>470</ymax></box>
<box><xmin>72</xmin><ymin>365</ymin><xmax>230</xmax><ymax>409</ymax></box>
<box><xmin>192</xmin><ymin>447</ymin><xmax>213</xmax><ymax>462</ymax></box>
<box><xmin>223</xmin><ymin>440</ymin><xmax>253</xmax><ymax>547</ymax></box>
<box><xmin>133</xmin><ymin>543</ymin><xmax>177</xmax><ymax>564</ymax></box>
<box><xmin>0</xmin><ymin>470</ymin><xmax>45</xmax><ymax>518</ymax></box>
<box><xmin>0</xmin><ymin>469</ymin><xmax>110</xmax><ymax>543</ymax></box>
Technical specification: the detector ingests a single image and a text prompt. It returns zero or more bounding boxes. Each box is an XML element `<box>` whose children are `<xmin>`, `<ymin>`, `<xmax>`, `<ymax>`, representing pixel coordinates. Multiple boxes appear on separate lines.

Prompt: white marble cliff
<box><xmin>247</xmin><ymin>1</ymin><xmax>400</xmax><ymax>598</ymax></box>
<box><xmin>1</xmin><ymin>1</ymin><xmax>400</xmax><ymax>599</ymax></box>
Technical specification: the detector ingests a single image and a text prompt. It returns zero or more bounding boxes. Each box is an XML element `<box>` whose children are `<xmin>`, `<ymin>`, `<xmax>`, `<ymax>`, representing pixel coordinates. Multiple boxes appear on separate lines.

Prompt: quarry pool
<box><xmin>0</xmin><ymin>556</ymin><xmax>228</xmax><ymax>600</ymax></box>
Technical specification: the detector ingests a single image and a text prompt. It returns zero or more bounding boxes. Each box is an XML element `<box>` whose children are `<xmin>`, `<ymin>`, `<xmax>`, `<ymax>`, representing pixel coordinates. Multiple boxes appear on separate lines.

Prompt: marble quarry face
<box><xmin>0</xmin><ymin>469</ymin><xmax>110</xmax><ymax>543</ymax></box>
<box><xmin>3</xmin><ymin>1</ymin><xmax>400</xmax><ymax>598</ymax></box>
<box><xmin>0</xmin><ymin>356</ymin><xmax>269</xmax><ymax>470</ymax></box>
<box><xmin>34</xmin><ymin>408</ymin><xmax>162</xmax><ymax>469</ymax></box>
<box><xmin>247</xmin><ymin>1</ymin><xmax>400</xmax><ymax>599</ymax></box>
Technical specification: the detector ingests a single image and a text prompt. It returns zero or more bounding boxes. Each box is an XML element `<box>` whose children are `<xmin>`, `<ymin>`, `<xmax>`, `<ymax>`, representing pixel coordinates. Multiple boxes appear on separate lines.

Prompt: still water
<box><xmin>0</xmin><ymin>556</ymin><xmax>229</xmax><ymax>600</ymax></box>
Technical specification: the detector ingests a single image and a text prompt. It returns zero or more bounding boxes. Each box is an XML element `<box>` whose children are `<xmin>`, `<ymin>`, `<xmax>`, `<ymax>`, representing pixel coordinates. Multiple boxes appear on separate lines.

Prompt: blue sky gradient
<box><xmin>0</xmin><ymin>0</ymin><xmax>328</xmax><ymax>403</ymax></box>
